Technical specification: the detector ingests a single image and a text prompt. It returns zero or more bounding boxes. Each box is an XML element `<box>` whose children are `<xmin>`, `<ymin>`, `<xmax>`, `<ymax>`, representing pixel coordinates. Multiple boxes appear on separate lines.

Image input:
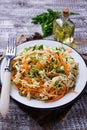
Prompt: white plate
<box><xmin>1</xmin><ymin>40</ymin><xmax>87</xmax><ymax>109</ymax></box>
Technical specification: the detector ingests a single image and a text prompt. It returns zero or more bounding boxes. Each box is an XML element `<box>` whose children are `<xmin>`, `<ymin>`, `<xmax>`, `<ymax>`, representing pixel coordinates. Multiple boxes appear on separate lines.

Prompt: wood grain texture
<box><xmin>0</xmin><ymin>0</ymin><xmax>87</xmax><ymax>130</ymax></box>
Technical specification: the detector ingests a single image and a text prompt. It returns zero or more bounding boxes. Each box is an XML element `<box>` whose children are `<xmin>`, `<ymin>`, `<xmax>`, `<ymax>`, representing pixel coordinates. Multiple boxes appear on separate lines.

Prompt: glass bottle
<box><xmin>53</xmin><ymin>8</ymin><xmax>75</xmax><ymax>45</ymax></box>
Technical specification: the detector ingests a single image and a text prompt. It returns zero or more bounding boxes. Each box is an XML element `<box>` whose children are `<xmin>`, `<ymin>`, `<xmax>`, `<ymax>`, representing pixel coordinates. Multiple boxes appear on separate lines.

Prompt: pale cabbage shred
<box><xmin>11</xmin><ymin>44</ymin><xmax>79</xmax><ymax>101</ymax></box>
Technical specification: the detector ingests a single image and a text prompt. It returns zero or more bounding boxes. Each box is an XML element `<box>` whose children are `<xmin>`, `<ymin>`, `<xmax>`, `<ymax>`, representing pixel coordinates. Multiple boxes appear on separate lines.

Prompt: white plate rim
<box><xmin>1</xmin><ymin>39</ymin><xmax>87</xmax><ymax>109</ymax></box>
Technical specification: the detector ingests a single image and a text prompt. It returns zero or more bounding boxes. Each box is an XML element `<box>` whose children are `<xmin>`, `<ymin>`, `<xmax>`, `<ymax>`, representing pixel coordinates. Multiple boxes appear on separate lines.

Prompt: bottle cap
<box><xmin>62</xmin><ymin>8</ymin><xmax>69</xmax><ymax>17</ymax></box>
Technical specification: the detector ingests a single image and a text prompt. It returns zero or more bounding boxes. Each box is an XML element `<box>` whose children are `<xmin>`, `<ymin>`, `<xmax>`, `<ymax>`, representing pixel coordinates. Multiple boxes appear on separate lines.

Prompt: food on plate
<box><xmin>11</xmin><ymin>44</ymin><xmax>79</xmax><ymax>102</ymax></box>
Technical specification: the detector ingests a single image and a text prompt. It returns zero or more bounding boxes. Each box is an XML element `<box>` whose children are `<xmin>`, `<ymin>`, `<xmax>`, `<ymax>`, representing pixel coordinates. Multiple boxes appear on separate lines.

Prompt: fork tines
<box><xmin>7</xmin><ymin>36</ymin><xmax>16</xmax><ymax>54</ymax></box>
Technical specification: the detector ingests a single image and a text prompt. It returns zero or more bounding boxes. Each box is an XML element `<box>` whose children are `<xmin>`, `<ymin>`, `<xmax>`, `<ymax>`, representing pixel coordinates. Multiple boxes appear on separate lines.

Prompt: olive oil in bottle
<box><xmin>53</xmin><ymin>8</ymin><xmax>75</xmax><ymax>45</ymax></box>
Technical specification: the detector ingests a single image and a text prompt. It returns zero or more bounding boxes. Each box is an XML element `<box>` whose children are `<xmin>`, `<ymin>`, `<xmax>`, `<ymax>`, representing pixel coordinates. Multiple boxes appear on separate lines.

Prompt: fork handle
<box><xmin>0</xmin><ymin>70</ymin><xmax>11</xmax><ymax>118</ymax></box>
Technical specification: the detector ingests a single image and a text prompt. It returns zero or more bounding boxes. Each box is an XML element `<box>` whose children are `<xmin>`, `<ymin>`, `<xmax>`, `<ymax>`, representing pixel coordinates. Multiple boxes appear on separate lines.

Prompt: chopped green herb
<box><xmin>55</xmin><ymin>81</ymin><xmax>61</xmax><ymax>88</ymax></box>
<box><xmin>38</xmin><ymin>44</ymin><xmax>43</xmax><ymax>50</ymax></box>
<box><xmin>24</xmin><ymin>48</ymin><xmax>29</xmax><ymax>51</ymax></box>
<box><xmin>32</xmin><ymin>45</ymin><xmax>37</xmax><ymax>51</ymax></box>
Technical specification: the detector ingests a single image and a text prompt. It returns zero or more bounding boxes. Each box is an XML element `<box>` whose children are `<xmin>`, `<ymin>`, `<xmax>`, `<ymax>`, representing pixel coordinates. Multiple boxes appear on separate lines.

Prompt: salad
<box><xmin>11</xmin><ymin>44</ymin><xmax>79</xmax><ymax>102</ymax></box>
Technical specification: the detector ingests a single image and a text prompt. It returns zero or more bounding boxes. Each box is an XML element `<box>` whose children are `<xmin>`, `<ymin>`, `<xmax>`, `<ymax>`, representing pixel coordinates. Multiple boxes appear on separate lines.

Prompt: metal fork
<box><xmin>0</xmin><ymin>37</ymin><xmax>16</xmax><ymax>118</ymax></box>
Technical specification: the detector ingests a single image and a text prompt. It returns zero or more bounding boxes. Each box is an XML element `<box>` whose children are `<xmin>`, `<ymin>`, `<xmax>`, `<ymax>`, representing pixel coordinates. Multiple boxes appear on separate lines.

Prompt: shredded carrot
<box><xmin>63</xmin><ymin>62</ymin><xmax>69</xmax><ymax>75</ymax></box>
<box><xmin>23</xmin><ymin>61</ymin><xmax>29</xmax><ymax>71</ymax></box>
<box><xmin>66</xmin><ymin>48</ymin><xmax>72</xmax><ymax>53</ymax></box>
<box><xmin>46</xmin><ymin>72</ymin><xmax>59</xmax><ymax>77</ymax></box>
<box><xmin>45</xmin><ymin>87</ymin><xmax>67</xmax><ymax>103</ymax></box>
<box><xmin>58</xmin><ymin>54</ymin><xmax>64</xmax><ymax>60</ymax></box>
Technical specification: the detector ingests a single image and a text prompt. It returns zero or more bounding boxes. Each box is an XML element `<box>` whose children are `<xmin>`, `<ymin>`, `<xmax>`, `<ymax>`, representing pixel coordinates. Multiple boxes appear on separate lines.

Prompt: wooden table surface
<box><xmin>0</xmin><ymin>0</ymin><xmax>87</xmax><ymax>130</ymax></box>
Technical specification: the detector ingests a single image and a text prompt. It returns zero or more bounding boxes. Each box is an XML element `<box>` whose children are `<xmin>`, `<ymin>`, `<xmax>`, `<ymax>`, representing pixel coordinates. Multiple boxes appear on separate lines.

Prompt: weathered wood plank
<box><xmin>0</xmin><ymin>0</ymin><xmax>87</xmax><ymax>130</ymax></box>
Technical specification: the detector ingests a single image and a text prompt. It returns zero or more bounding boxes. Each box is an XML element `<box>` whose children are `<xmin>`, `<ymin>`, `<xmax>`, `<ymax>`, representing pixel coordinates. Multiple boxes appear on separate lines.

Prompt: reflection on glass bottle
<box><xmin>53</xmin><ymin>8</ymin><xmax>75</xmax><ymax>45</ymax></box>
